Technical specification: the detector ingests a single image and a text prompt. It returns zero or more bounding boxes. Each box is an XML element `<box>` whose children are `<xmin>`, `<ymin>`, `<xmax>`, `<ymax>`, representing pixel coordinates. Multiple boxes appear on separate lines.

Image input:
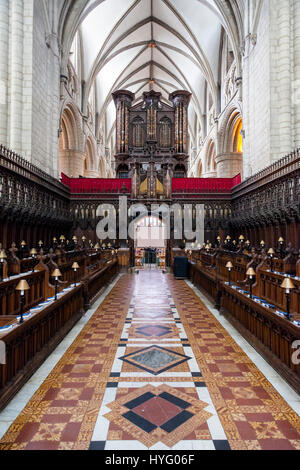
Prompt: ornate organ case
<box><xmin>112</xmin><ymin>89</ymin><xmax>192</xmax><ymax>199</ymax></box>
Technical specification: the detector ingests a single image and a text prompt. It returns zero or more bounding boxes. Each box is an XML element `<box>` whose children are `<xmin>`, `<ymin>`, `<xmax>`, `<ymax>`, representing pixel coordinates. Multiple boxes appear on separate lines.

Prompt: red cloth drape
<box><xmin>61</xmin><ymin>174</ymin><xmax>131</xmax><ymax>193</ymax></box>
<box><xmin>172</xmin><ymin>174</ymin><xmax>241</xmax><ymax>193</ymax></box>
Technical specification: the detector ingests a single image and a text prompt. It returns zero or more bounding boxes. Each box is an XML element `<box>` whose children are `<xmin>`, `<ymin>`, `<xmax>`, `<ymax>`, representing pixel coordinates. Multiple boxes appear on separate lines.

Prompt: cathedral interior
<box><xmin>0</xmin><ymin>0</ymin><xmax>299</xmax><ymax>453</ymax></box>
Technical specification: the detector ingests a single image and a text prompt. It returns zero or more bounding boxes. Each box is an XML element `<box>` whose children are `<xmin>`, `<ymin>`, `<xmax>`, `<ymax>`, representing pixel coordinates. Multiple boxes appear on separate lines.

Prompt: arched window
<box><xmin>198</xmin><ymin>160</ymin><xmax>203</xmax><ymax>177</ymax></box>
<box><xmin>132</xmin><ymin>117</ymin><xmax>144</xmax><ymax>148</ymax></box>
<box><xmin>174</xmin><ymin>164</ymin><xmax>186</xmax><ymax>178</ymax></box>
<box><xmin>118</xmin><ymin>164</ymin><xmax>129</xmax><ymax>179</ymax></box>
<box><xmin>207</xmin><ymin>141</ymin><xmax>216</xmax><ymax>171</ymax></box>
<box><xmin>159</xmin><ymin>117</ymin><xmax>172</xmax><ymax>148</ymax></box>
<box><xmin>232</xmin><ymin>118</ymin><xmax>243</xmax><ymax>153</ymax></box>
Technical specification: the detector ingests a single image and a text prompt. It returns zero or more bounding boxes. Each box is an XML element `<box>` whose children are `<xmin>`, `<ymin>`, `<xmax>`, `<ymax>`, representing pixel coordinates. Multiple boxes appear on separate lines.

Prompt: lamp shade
<box><xmin>60</xmin><ymin>235</ymin><xmax>65</xmax><ymax>241</ymax></box>
<box><xmin>30</xmin><ymin>248</ymin><xmax>37</xmax><ymax>256</ymax></box>
<box><xmin>239</xmin><ymin>235</ymin><xmax>245</xmax><ymax>240</ymax></box>
<box><xmin>21</xmin><ymin>241</ymin><xmax>26</xmax><ymax>246</ymax></box>
<box><xmin>226</xmin><ymin>262</ymin><xmax>233</xmax><ymax>269</ymax></box>
<box><xmin>281</xmin><ymin>277</ymin><xmax>295</xmax><ymax>290</ymax></box>
<box><xmin>246</xmin><ymin>268</ymin><xmax>256</xmax><ymax>277</ymax></box>
<box><xmin>72</xmin><ymin>262</ymin><xmax>79</xmax><ymax>270</ymax></box>
<box><xmin>52</xmin><ymin>269</ymin><xmax>62</xmax><ymax>278</ymax></box>
<box><xmin>260</xmin><ymin>240</ymin><xmax>265</xmax><ymax>245</ymax></box>
<box><xmin>16</xmin><ymin>279</ymin><xmax>30</xmax><ymax>291</ymax></box>
<box><xmin>0</xmin><ymin>250</ymin><xmax>7</xmax><ymax>259</ymax></box>
<box><xmin>82</xmin><ymin>236</ymin><xmax>86</xmax><ymax>241</ymax></box>
<box><xmin>268</xmin><ymin>248</ymin><xmax>275</xmax><ymax>255</ymax></box>
<box><xmin>278</xmin><ymin>237</ymin><xmax>284</xmax><ymax>243</ymax></box>
<box><xmin>95</xmin><ymin>243</ymin><xmax>100</xmax><ymax>249</ymax></box>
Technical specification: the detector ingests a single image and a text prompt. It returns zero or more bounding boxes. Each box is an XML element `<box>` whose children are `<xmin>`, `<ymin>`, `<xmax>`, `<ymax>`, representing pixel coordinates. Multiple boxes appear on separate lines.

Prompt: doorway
<box><xmin>134</xmin><ymin>216</ymin><xmax>166</xmax><ymax>269</ymax></box>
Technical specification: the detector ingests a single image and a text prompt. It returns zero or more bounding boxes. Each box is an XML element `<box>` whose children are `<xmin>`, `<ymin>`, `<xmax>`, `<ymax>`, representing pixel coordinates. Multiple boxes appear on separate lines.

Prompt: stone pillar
<box><xmin>60</xmin><ymin>150</ymin><xmax>86</xmax><ymax>178</ymax></box>
<box><xmin>0</xmin><ymin>0</ymin><xmax>9</xmax><ymax>146</ymax></box>
<box><xmin>84</xmin><ymin>170</ymin><xmax>99</xmax><ymax>178</ymax></box>
<box><xmin>169</xmin><ymin>91</ymin><xmax>192</xmax><ymax>154</ymax></box>
<box><xmin>275</xmin><ymin>0</ymin><xmax>292</xmax><ymax>157</ymax></box>
<box><xmin>201</xmin><ymin>170</ymin><xmax>217</xmax><ymax>178</ymax></box>
<box><xmin>9</xmin><ymin>0</ymin><xmax>24</xmax><ymax>153</ymax></box>
<box><xmin>294</xmin><ymin>0</ymin><xmax>300</xmax><ymax>145</ymax></box>
<box><xmin>215</xmin><ymin>153</ymin><xmax>243</xmax><ymax>178</ymax></box>
<box><xmin>112</xmin><ymin>90</ymin><xmax>135</xmax><ymax>155</ymax></box>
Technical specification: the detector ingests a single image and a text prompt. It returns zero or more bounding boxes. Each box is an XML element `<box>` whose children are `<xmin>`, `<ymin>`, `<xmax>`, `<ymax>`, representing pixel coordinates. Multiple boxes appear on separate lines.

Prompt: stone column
<box><xmin>276</xmin><ymin>0</ymin><xmax>292</xmax><ymax>156</ymax></box>
<box><xmin>294</xmin><ymin>0</ymin><xmax>300</xmax><ymax>145</ymax></box>
<box><xmin>0</xmin><ymin>0</ymin><xmax>9</xmax><ymax>146</ymax></box>
<box><xmin>84</xmin><ymin>170</ymin><xmax>99</xmax><ymax>178</ymax></box>
<box><xmin>215</xmin><ymin>153</ymin><xmax>243</xmax><ymax>178</ymax></box>
<box><xmin>60</xmin><ymin>150</ymin><xmax>86</xmax><ymax>178</ymax></box>
<box><xmin>9</xmin><ymin>0</ymin><xmax>24</xmax><ymax>153</ymax></box>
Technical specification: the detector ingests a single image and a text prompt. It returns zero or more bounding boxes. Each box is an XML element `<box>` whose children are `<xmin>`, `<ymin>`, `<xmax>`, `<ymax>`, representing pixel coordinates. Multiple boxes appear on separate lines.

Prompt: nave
<box><xmin>0</xmin><ymin>270</ymin><xmax>299</xmax><ymax>451</ymax></box>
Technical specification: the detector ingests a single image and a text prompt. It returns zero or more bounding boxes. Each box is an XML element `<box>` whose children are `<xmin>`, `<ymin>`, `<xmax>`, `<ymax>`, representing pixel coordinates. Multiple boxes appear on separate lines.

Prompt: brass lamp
<box><xmin>281</xmin><ymin>277</ymin><xmax>295</xmax><ymax>320</ymax></box>
<box><xmin>20</xmin><ymin>240</ymin><xmax>26</xmax><ymax>258</ymax></box>
<box><xmin>226</xmin><ymin>261</ymin><xmax>233</xmax><ymax>285</ymax></box>
<box><xmin>279</xmin><ymin>237</ymin><xmax>285</xmax><ymax>259</ymax></box>
<box><xmin>0</xmin><ymin>249</ymin><xmax>7</xmax><ymax>282</ymax></box>
<box><xmin>94</xmin><ymin>243</ymin><xmax>100</xmax><ymax>251</ymax></box>
<box><xmin>30</xmin><ymin>248</ymin><xmax>37</xmax><ymax>272</ymax></box>
<box><xmin>60</xmin><ymin>235</ymin><xmax>66</xmax><ymax>243</ymax></box>
<box><xmin>72</xmin><ymin>262</ymin><xmax>79</xmax><ymax>287</ymax></box>
<box><xmin>268</xmin><ymin>248</ymin><xmax>275</xmax><ymax>272</ymax></box>
<box><xmin>16</xmin><ymin>279</ymin><xmax>30</xmax><ymax>324</ymax></box>
<box><xmin>239</xmin><ymin>235</ymin><xmax>245</xmax><ymax>242</ymax></box>
<box><xmin>246</xmin><ymin>267</ymin><xmax>256</xmax><ymax>299</ymax></box>
<box><xmin>52</xmin><ymin>269</ymin><xmax>62</xmax><ymax>300</ymax></box>
<box><xmin>260</xmin><ymin>240</ymin><xmax>265</xmax><ymax>249</ymax></box>
<box><xmin>217</xmin><ymin>236</ymin><xmax>221</xmax><ymax>245</ymax></box>
<box><xmin>205</xmin><ymin>244</ymin><xmax>210</xmax><ymax>253</ymax></box>
<box><xmin>82</xmin><ymin>236</ymin><xmax>86</xmax><ymax>242</ymax></box>
<box><xmin>38</xmin><ymin>240</ymin><xmax>43</xmax><ymax>248</ymax></box>
<box><xmin>245</xmin><ymin>240</ymin><xmax>251</xmax><ymax>247</ymax></box>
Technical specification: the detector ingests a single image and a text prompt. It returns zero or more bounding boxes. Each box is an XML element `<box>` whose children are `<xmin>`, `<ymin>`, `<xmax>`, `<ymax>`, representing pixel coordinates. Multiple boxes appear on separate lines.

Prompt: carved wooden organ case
<box><xmin>112</xmin><ymin>89</ymin><xmax>192</xmax><ymax>199</ymax></box>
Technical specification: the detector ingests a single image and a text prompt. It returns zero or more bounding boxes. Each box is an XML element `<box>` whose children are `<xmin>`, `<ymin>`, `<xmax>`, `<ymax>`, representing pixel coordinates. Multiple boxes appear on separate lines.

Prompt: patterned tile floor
<box><xmin>0</xmin><ymin>270</ymin><xmax>300</xmax><ymax>450</ymax></box>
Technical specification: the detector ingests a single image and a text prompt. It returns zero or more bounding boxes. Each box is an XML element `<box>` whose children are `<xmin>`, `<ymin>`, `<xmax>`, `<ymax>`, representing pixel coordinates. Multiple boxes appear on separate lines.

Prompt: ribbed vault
<box><xmin>59</xmin><ymin>0</ymin><xmax>245</xmax><ymax>146</ymax></box>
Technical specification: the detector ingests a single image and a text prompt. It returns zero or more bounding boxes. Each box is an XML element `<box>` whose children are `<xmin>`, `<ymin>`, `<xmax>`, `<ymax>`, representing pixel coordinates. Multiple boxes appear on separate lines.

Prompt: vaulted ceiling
<box><xmin>62</xmin><ymin>0</ymin><xmax>244</xmax><ymax>143</ymax></box>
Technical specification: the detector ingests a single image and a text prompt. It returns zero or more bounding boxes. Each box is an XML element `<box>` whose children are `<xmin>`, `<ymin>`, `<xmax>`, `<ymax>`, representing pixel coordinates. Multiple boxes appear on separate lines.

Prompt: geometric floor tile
<box><xmin>135</xmin><ymin>325</ymin><xmax>173</xmax><ymax>338</ymax></box>
<box><xmin>1</xmin><ymin>270</ymin><xmax>300</xmax><ymax>451</ymax></box>
<box><xmin>103</xmin><ymin>384</ymin><xmax>213</xmax><ymax>447</ymax></box>
<box><xmin>119</xmin><ymin>345</ymin><xmax>191</xmax><ymax>375</ymax></box>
